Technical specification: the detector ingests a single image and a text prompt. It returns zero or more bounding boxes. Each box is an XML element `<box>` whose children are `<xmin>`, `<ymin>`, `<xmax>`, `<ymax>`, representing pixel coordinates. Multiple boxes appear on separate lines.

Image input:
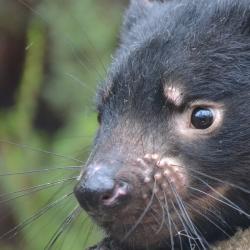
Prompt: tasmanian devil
<box><xmin>74</xmin><ymin>0</ymin><xmax>250</xmax><ymax>249</ymax></box>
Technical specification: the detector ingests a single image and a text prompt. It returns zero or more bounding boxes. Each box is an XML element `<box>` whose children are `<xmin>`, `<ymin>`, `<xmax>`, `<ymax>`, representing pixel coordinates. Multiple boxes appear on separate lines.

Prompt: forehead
<box><xmin>99</xmin><ymin>1</ymin><xmax>247</xmax><ymax>107</ymax></box>
<box><xmin>102</xmin><ymin>45</ymin><xmax>231</xmax><ymax>106</ymax></box>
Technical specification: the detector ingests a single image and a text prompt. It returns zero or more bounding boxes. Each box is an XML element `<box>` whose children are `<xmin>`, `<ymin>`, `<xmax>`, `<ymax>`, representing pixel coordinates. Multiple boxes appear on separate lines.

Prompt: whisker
<box><xmin>189</xmin><ymin>193</ymin><xmax>231</xmax><ymax>229</ymax></box>
<box><xmin>0</xmin><ymin>192</ymin><xmax>74</xmax><ymax>240</ymax></box>
<box><xmin>171</xmin><ymin>185</ymin><xmax>208</xmax><ymax>250</ymax></box>
<box><xmin>149</xmin><ymin>208</ymin><xmax>162</xmax><ymax>226</ymax></box>
<box><xmin>188</xmin><ymin>186</ymin><xmax>250</xmax><ymax>218</ymax></box>
<box><xmin>64</xmin><ymin>73</ymin><xmax>95</xmax><ymax>94</ymax></box>
<box><xmin>186</xmin><ymin>202</ymin><xmax>230</xmax><ymax>238</ymax></box>
<box><xmin>44</xmin><ymin>205</ymin><xmax>82</xmax><ymax>250</ymax></box>
<box><xmin>193</xmin><ymin>175</ymin><xmax>249</xmax><ymax>217</ymax></box>
<box><xmin>161</xmin><ymin>170</ymin><xmax>203</xmax><ymax>249</ymax></box>
<box><xmin>65</xmin><ymin>10</ymin><xmax>108</xmax><ymax>75</ymax></box>
<box><xmin>168</xmin><ymin>183</ymin><xmax>194</xmax><ymax>248</ymax></box>
<box><xmin>155</xmin><ymin>196</ymin><xmax>166</xmax><ymax>234</ymax></box>
<box><xmin>188</xmin><ymin>168</ymin><xmax>250</xmax><ymax>194</ymax></box>
<box><xmin>163</xmin><ymin>191</ymin><xmax>174</xmax><ymax>250</ymax></box>
<box><xmin>163</xmin><ymin>209</ymin><xmax>184</xmax><ymax>250</ymax></box>
<box><xmin>159</xmin><ymin>150</ymin><xmax>250</xmax><ymax>195</ymax></box>
<box><xmin>16</xmin><ymin>0</ymin><xmax>104</xmax><ymax>80</ymax></box>
<box><xmin>0</xmin><ymin>176</ymin><xmax>77</xmax><ymax>203</ymax></box>
<box><xmin>68</xmin><ymin>44</ymin><xmax>104</xmax><ymax>81</ymax></box>
<box><xmin>161</xmin><ymin>159</ymin><xmax>250</xmax><ymax>195</ymax></box>
<box><xmin>0</xmin><ymin>166</ymin><xmax>81</xmax><ymax>177</ymax></box>
<box><xmin>82</xmin><ymin>221</ymin><xmax>95</xmax><ymax>248</ymax></box>
<box><xmin>0</xmin><ymin>140</ymin><xmax>83</xmax><ymax>163</ymax></box>
<box><xmin>170</xmin><ymin>198</ymin><xmax>197</xmax><ymax>249</ymax></box>
<box><xmin>122</xmin><ymin>181</ymin><xmax>156</xmax><ymax>242</ymax></box>
<box><xmin>70</xmin><ymin>215</ymin><xmax>89</xmax><ymax>249</ymax></box>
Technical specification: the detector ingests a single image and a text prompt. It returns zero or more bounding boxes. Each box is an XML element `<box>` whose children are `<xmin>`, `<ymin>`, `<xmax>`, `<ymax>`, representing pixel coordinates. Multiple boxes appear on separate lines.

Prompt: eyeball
<box><xmin>176</xmin><ymin>102</ymin><xmax>223</xmax><ymax>137</ymax></box>
<box><xmin>191</xmin><ymin>107</ymin><xmax>214</xmax><ymax>129</ymax></box>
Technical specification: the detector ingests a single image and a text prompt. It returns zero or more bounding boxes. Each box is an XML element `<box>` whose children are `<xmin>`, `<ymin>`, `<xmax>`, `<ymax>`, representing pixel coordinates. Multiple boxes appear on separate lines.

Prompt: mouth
<box><xmin>93</xmin><ymin>184</ymin><xmax>230</xmax><ymax>250</ymax></box>
<box><xmin>76</xmin><ymin>153</ymin><xmax>232</xmax><ymax>249</ymax></box>
<box><xmin>82</xmin><ymin>154</ymin><xmax>189</xmax><ymax>244</ymax></box>
<box><xmin>101</xmin><ymin>181</ymin><xmax>130</xmax><ymax>207</ymax></box>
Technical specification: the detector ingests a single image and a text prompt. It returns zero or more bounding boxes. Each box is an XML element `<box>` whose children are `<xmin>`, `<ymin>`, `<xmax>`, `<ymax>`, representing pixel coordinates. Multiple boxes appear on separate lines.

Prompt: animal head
<box><xmin>75</xmin><ymin>0</ymin><xmax>250</xmax><ymax>248</ymax></box>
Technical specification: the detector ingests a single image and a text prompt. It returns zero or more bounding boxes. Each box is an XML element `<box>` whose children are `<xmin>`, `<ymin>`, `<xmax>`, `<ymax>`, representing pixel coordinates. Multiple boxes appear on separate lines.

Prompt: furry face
<box><xmin>75</xmin><ymin>0</ymin><xmax>250</xmax><ymax>249</ymax></box>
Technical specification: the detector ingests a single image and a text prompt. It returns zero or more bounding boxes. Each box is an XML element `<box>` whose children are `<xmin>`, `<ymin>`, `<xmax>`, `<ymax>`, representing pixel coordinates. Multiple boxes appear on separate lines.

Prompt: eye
<box><xmin>191</xmin><ymin>107</ymin><xmax>214</xmax><ymax>129</ymax></box>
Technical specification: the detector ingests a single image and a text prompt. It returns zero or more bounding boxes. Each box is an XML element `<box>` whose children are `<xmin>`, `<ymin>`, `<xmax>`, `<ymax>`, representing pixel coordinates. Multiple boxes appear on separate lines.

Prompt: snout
<box><xmin>74</xmin><ymin>163</ymin><xmax>131</xmax><ymax>211</ymax></box>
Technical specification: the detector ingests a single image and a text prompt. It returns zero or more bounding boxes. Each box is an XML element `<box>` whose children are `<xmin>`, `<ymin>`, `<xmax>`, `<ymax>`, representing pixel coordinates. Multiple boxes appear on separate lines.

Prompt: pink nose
<box><xmin>74</xmin><ymin>165</ymin><xmax>130</xmax><ymax>211</ymax></box>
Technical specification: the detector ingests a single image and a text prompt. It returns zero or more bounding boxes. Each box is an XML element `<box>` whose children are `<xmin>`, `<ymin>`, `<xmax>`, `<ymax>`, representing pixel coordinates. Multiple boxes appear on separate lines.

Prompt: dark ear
<box><xmin>122</xmin><ymin>0</ymin><xmax>167</xmax><ymax>37</ymax></box>
<box><xmin>121</xmin><ymin>0</ymin><xmax>154</xmax><ymax>37</ymax></box>
<box><xmin>242</xmin><ymin>12</ymin><xmax>250</xmax><ymax>35</ymax></box>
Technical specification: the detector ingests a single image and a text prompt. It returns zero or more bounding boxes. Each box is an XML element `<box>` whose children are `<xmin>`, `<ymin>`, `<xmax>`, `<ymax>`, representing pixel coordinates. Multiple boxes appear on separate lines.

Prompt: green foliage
<box><xmin>0</xmin><ymin>0</ymin><xmax>124</xmax><ymax>249</ymax></box>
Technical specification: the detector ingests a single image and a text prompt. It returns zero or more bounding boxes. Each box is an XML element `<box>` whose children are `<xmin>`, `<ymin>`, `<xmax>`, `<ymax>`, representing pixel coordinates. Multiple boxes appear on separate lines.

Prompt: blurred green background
<box><xmin>0</xmin><ymin>0</ymin><xmax>127</xmax><ymax>249</ymax></box>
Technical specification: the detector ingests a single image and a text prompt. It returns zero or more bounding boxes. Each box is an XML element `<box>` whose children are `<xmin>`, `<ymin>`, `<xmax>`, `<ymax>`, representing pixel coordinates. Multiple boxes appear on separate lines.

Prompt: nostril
<box><xmin>74</xmin><ymin>162</ymin><xmax>132</xmax><ymax>210</ymax></box>
<box><xmin>101</xmin><ymin>180</ymin><xmax>130</xmax><ymax>207</ymax></box>
<box><xmin>101</xmin><ymin>193</ymin><xmax>113</xmax><ymax>202</ymax></box>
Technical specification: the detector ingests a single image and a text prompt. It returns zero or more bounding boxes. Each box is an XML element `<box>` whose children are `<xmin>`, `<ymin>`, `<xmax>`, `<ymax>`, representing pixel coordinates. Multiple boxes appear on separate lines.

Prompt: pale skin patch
<box><xmin>164</xmin><ymin>85</ymin><xmax>184</xmax><ymax>106</ymax></box>
<box><xmin>137</xmin><ymin>154</ymin><xmax>189</xmax><ymax>200</ymax></box>
<box><xmin>137</xmin><ymin>154</ymin><xmax>231</xmax><ymax>239</ymax></box>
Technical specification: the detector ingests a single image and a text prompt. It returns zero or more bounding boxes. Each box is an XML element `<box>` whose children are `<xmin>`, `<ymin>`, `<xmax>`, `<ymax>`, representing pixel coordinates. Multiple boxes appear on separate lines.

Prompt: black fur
<box><xmin>75</xmin><ymin>0</ymin><xmax>250</xmax><ymax>249</ymax></box>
